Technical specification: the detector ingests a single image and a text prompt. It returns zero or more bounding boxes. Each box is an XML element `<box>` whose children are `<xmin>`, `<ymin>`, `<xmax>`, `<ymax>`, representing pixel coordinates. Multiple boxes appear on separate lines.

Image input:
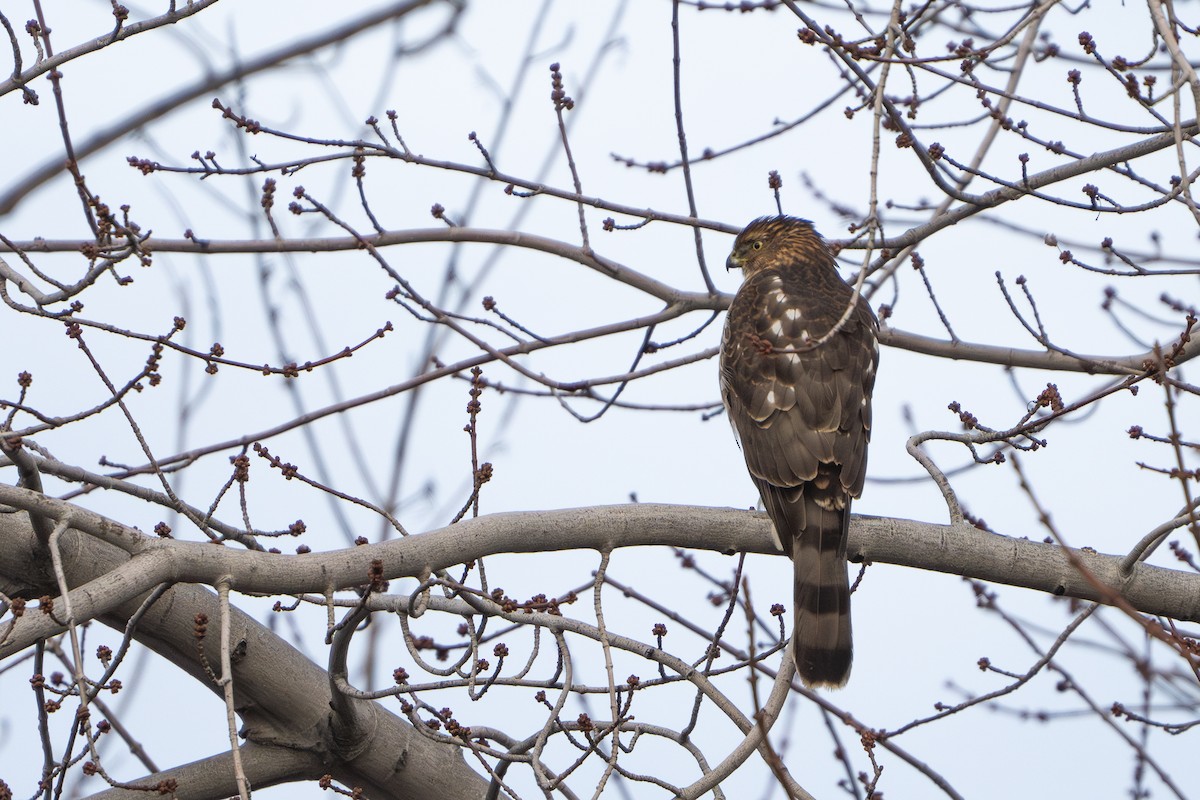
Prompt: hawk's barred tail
<box><xmin>791</xmin><ymin>496</ymin><xmax>853</xmax><ymax>688</ymax></box>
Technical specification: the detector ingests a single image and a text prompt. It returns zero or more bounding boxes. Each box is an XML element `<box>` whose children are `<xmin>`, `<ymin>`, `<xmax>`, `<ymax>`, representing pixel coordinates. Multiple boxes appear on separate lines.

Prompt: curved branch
<box><xmin>0</xmin><ymin>507</ymin><xmax>489</xmax><ymax>800</ymax></box>
<box><xmin>83</xmin><ymin>742</ymin><xmax>324</xmax><ymax>800</ymax></box>
<box><xmin>3</xmin><ymin>493</ymin><xmax>1198</xmax><ymax>661</ymax></box>
<box><xmin>0</xmin><ymin>2</ymin><xmax>220</xmax><ymax>100</ymax></box>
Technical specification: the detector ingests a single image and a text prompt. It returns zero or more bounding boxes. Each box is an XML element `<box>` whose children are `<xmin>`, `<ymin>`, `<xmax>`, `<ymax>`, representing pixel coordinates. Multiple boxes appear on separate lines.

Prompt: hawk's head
<box><xmin>725</xmin><ymin>215</ymin><xmax>826</xmax><ymax>277</ymax></box>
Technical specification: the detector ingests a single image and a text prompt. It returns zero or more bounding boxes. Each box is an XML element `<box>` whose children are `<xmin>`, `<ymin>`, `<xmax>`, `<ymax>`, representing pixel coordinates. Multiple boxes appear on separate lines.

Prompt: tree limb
<box><xmin>3</xmin><ymin>493</ymin><xmax>1198</xmax><ymax>657</ymax></box>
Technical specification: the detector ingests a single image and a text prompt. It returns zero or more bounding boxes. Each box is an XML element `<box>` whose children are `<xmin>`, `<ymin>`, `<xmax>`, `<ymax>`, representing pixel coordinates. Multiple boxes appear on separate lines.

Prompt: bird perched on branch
<box><xmin>719</xmin><ymin>215</ymin><xmax>879</xmax><ymax>688</ymax></box>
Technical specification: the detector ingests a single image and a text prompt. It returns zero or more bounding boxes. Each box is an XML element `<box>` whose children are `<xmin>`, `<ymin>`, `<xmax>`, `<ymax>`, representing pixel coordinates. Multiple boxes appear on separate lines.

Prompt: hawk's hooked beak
<box><xmin>726</xmin><ymin>252</ymin><xmax>743</xmax><ymax>272</ymax></box>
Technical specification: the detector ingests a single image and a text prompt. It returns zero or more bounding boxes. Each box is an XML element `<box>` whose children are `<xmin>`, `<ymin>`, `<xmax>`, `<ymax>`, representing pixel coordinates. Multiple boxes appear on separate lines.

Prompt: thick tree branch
<box><xmin>3</xmin><ymin>493</ymin><xmax>1198</xmax><ymax>660</ymax></box>
<box><xmin>0</xmin><ymin>503</ymin><xmax>489</xmax><ymax>800</ymax></box>
<box><xmin>84</xmin><ymin>743</ymin><xmax>324</xmax><ymax>800</ymax></box>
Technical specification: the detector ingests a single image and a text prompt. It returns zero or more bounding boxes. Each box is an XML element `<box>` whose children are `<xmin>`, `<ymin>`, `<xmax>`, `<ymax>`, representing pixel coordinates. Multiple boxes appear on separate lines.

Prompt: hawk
<box><xmin>719</xmin><ymin>215</ymin><xmax>879</xmax><ymax>688</ymax></box>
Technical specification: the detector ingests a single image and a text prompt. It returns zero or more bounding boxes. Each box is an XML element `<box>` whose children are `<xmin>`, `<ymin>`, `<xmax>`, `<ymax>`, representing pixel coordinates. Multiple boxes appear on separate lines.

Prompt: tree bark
<box><xmin>2</xmin><ymin>495</ymin><xmax>1195</xmax><ymax>798</ymax></box>
<box><xmin>0</xmin><ymin>508</ymin><xmax>489</xmax><ymax>800</ymax></box>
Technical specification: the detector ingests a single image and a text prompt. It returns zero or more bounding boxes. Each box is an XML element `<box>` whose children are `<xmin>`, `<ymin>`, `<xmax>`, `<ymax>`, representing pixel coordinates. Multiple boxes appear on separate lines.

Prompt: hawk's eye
<box><xmin>751</xmin><ymin>241</ymin><xmax>763</xmax><ymax>251</ymax></box>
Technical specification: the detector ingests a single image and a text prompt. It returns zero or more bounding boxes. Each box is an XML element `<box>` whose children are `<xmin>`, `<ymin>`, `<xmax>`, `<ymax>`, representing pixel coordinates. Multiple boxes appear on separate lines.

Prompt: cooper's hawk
<box><xmin>720</xmin><ymin>215</ymin><xmax>879</xmax><ymax>688</ymax></box>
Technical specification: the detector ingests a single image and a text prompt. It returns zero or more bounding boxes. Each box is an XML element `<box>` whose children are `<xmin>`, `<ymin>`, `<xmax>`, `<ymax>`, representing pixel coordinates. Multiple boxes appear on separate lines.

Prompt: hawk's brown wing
<box><xmin>720</xmin><ymin>264</ymin><xmax>878</xmax><ymax>687</ymax></box>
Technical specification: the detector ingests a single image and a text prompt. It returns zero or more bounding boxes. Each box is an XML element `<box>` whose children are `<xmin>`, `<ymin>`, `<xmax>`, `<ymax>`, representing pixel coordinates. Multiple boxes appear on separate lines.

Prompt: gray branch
<box><xmin>2</xmin><ymin>492</ymin><xmax>1197</xmax><ymax>659</ymax></box>
<box><xmin>0</xmin><ymin>499</ymin><xmax>489</xmax><ymax>800</ymax></box>
<box><xmin>2</xmin><ymin>493</ymin><xmax>1196</xmax><ymax>799</ymax></box>
<box><xmin>85</xmin><ymin>743</ymin><xmax>325</xmax><ymax>800</ymax></box>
